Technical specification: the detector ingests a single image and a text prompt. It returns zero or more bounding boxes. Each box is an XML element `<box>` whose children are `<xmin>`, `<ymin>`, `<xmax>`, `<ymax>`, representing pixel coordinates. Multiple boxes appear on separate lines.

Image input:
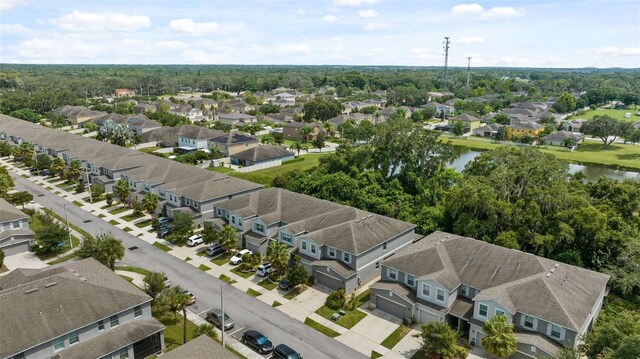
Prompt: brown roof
<box><xmin>450</xmin><ymin>114</ymin><xmax>480</xmax><ymax>122</ymax></box>
<box><xmin>0</xmin><ymin>198</ymin><xmax>29</xmax><ymax>223</ymax></box>
<box><xmin>161</xmin><ymin>335</ymin><xmax>238</xmax><ymax>359</ymax></box>
<box><xmin>231</xmin><ymin>145</ymin><xmax>294</xmax><ymax>162</ymax></box>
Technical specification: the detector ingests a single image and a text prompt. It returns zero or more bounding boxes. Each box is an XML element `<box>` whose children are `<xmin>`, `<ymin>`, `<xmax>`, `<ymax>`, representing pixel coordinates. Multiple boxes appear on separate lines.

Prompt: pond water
<box><xmin>449</xmin><ymin>148</ymin><xmax>640</xmax><ymax>182</ymax></box>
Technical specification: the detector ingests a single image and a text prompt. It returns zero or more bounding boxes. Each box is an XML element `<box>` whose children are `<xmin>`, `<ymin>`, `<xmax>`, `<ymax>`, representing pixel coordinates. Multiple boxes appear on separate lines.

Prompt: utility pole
<box><xmin>442</xmin><ymin>37</ymin><xmax>450</xmax><ymax>90</ymax></box>
<box><xmin>466</xmin><ymin>56</ymin><xmax>472</xmax><ymax>89</ymax></box>
<box><xmin>221</xmin><ymin>283</ymin><xmax>225</xmax><ymax>348</ymax></box>
<box><xmin>63</xmin><ymin>204</ymin><xmax>72</xmax><ymax>248</ymax></box>
<box><xmin>85</xmin><ymin>165</ymin><xmax>92</xmax><ymax>203</ymax></box>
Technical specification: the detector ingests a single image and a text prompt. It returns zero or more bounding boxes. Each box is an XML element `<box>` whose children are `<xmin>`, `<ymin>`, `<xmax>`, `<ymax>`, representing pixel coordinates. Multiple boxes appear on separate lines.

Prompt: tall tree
<box><xmin>581</xmin><ymin>115</ymin><xmax>626</xmax><ymax>148</ymax></box>
<box><xmin>481</xmin><ymin>315</ymin><xmax>518</xmax><ymax>359</ymax></box>
<box><xmin>113</xmin><ymin>179</ymin><xmax>131</xmax><ymax>207</ymax></box>
<box><xmin>162</xmin><ymin>286</ymin><xmax>192</xmax><ymax>344</ymax></box>
<box><xmin>302</xmin><ymin>97</ymin><xmax>343</xmax><ymax>122</ymax></box>
<box><xmin>169</xmin><ymin>213</ymin><xmax>194</xmax><ymax>245</ymax></box>
<box><xmin>413</xmin><ymin>321</ymin><xmax>466</xmax><ymax>359</ymax></box>
<box><xmin>143</xmin><ymin>271</ymin><xmax>167</xmax><ymax>299</ymax></box>
<box><xmin>552</xmin><ymin>92</ymin><xmax>577</xmax><ymax>113</ymax></box>
<box><xmin>34</xmin><ymin>153</ymin><xmax>51</xmax><ymax>171</ymax></box>
<box><xmin>313</xmin><ymin>132</ymin><xmax>326</xmax><ymax>152</ymax></box>
<box><xmin>196</xmin><ymin>324</ymin><xmax>218</xmax><ymax>341</ymax></box>
<box><xmin>267</xmin><ymin>240</ymin><xmax>289</xmax><ymax>276</ymax></box>
<box><xmin>218</xmin><ymin>225</ymin><xmax>238</xmax><ymax>251</ymax></box>
<box><xmin>0</xmin><ymin>166</ymin><xmax>15</xmax><ymax>198</ymax></box>
<box><xmin>95</xmin><ymin>232</ymin><xmax>125</xmax><ymax>271</ymax></box>
<box><xmin>286</xmin><ymin>256</ymin><xmax>308</xmax><ymax>288</ymax></box>
<box><xmin>51</xmin><ymin>157</ymin><xmax>66</xmax><ymax>179</ymax></box>
<box><xmin>289</xmin><ymin>142</ymin><xmax>308</xmax><ymax>156</ymax></box>
<box><xmin>298</xmin><ymin>126</ymin><xmax>312</xmax><ymax>143</ymax></box>
<box><xmin>142</xmin><ymin>192</ymin><xmax>159</xmax><ymax>218</ymax></box>
<box><xmin>67</xmin><ymin>159</ymin><xmax>82</xmax><ymax>183</ymax></box>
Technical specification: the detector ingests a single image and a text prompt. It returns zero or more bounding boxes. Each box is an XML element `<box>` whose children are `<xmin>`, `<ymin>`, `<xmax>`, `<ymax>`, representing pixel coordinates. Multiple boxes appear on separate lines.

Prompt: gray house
<box><xmin>0</xmin><ymin>198</ymin><xmax>34</xmax><ymax>256</ymax></box>
<box><xmin>230</xmin><ymin>145</ymin><xmax>295</xmax><ymax>166</ymax></box>
<box><xmin>0</xmin><ymin>259</ymin><xmax>165</xmax><ymax>359</ymax></box>
<box><xmin>210</xmin><ymin>188</ymin><xmax>416</xmax><ymax>292</ymax></box>
<box><xmin>370</xmin><ymin>232</ymin><xmax>609</xmax><ymax>358</ymax></box>
<box><xmin>540</xmin><ymin>131</ymin><xmax>584</xmax><ymax>147</ymax></box>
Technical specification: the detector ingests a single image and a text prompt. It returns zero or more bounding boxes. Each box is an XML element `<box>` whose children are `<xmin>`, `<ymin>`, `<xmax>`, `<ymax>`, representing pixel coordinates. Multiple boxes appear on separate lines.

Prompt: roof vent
<box><xmin>45</xmin><ymin>282</ymin><xmax>58</xmax><ymax>288</ymax></box>
<box><xmin>25</xmin><ymin>288</ymin><xmax>39</xmax><ymax>294</ymax></box>
<box><xmin>549</xmin><ymin>268</ymin><xmax>556</xmax><ymax>273</ymax></box>
<box><xmin>361</xmin><ymin>217</ymin><xmax>367</xmax><ymax>221</ymax></box>
<box><xmin>367</xmin><ymin>215</ymin><xmax>372</xmax><ymax>218</ymax></box>
<box><xmin>355</xmin><ymin>220</ymin><xmax>360</xmax><ymax>223</ymax></box>
<box><xmin>554</xmin><ymin>263</ymin><xmax>559</xmax><ymax>268</ymax></box>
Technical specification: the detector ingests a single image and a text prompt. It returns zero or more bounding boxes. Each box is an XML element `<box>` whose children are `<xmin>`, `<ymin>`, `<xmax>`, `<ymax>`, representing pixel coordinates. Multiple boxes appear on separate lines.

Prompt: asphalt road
<box><xmin>13</xmin><ymin>174</ymin><xmax>366</xmax><ymax>359</ymax></box>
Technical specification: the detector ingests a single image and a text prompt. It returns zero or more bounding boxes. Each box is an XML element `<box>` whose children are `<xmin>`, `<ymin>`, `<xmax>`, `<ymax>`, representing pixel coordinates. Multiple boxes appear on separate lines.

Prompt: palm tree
<box><xmin>218</xmin><ymin>225</ymin><xmax>238</xmax><ymax>252</ymax></box>
<box><xmin>298</xmin><ymin>126</ymin><xmax>312</xmax><ymax>143</ymax></box>
<box><xmin>114</xmin><ymin>178</ymin><xmax>131</xmax><ymax>207</ymax></box>
<box><xmin>67</xmin><ymin>159</ymin><xmax>82</xmax><ymax>183</ymax></box>
<box><xmin>0</xmin><ymin>166</ymin><xmax>15</xmax><ymax>198</ymax></box>
<box><xmin>167</xmin><ymin>286</ymin><xmax>192</xmax><ymax>344</ymax></box>
<box><xmin>481</xmin><ymin>315</ymin><xmax>518</xmax><ymax>358</ymax></box>
<box><xmin>261</xmin><ymin>134</ymin><xmax>276</xmax><ymax>145</ymax></box>
<box><xmin>289</xmin><ymin>142</ymin><xmax>308</xmax><ymax>156</ymax></box>
<box><xmin>196</xmin><ymin>324</ymin><xmax>218</xmax><ymax>341</ymax></box>
<box><xmin>95</xmin><ymin>233</ymin><xmax>125</xmax><ymax>271</ymax></box>
<box><xmin>267</xmin><ymin>240</ymin><xmax>290</xmax><ymax>276</ymax></box>
<box><xmin>142</xmin><ymin>192</ymin><xmax>159</xmax><ymax>218</ymax></box>
<box><xmin>51</xmin><ymin>157</ymin><xmax>66</xmax><ymax>179</ymax></box>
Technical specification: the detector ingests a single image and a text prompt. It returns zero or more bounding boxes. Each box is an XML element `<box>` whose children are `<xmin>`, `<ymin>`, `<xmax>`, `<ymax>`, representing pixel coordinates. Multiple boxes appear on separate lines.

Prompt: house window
<box><xmin>328</xmin><ymin>248</ymin><xmax>336</xmax><ymax>258</ymax></box>
<box><xmin>343</xmin><ymin>252</ymin><xmax>350</xmax><ymax>263</ymax></box>
<box><xmin>53</xmin><ymin>336</ymin><xmax>65</xmax><ymax>351</ymax></box>
<box><xmin>134</xmin><ymin>305</ymin><xmax>142</xmax><ymax>318</ymax></box>
<box><xmin>119</xmin><ymin>348</ymin><xmax>129</xmax><ymax>359</ymax></box>
<box><xmin>231</xmin><ymin>216</ymin><xmax>236</xmax><ymax>224</ymax></box>
<box><xmin>110</xmin><ymin>315</ymin><xmax>119</xmax><ymax>328</ymax></box>
<box><xmin>216</xmin><ymin>208</ymin><xmax>222</xmax><ymax>216</ymax></box>
<box><xmin>406</xmin><ymin>275</ymin><xmax>416</xmax><ymax>287</ymax></box>
<box><xmin>387</xmin><ymin>268</ymin><xmax>397</xmax><ymax>280</ymax></box>
<box><xmin>12</xmin><ymin>221</ymin><xmax>20</xmax><ymax>229</ymax></box>
<box><xmin>550</xmin><ymin>324</ymin><xmax>562</xmax><ymax>339</ymax></box>
<box><xmin>68</xmin><ymin>331</ymin><xmax>79</xmax><ymax>345</ymax></box>
<box><xmin>478</xmin><ymin>304</ymin><xmax>488</xmax><ymax>318</ymax></box>
<box><xmin>523</xmin><ymin>315</ymin><xmax>535</xmax><ymax>329</ymax></box>
<box><xmin>301</xmin><ymin>241</ymin><xmax>307</xmax><ymax>251</ymax></box>
<box><xmin>422</xmin><ymin>283</ymin><xmax>431</xmax><ymax>297</ymax></box>
<box><xmin>310</xmin><ymin>244</ymin><xmax>317</xmax><ymax>255</ymax></box>
<box><xmin>255</xmin><ymin>223</ymin><xmax>265</xmax><ymax>233</ymax></box>
<box><xmin>281</xmin><ymin>233</ymin><xmax>292</xmax><ymax>244</ymax></box>
<box><xmin>496</xmin><ymin>309</ymin><xmax>506</xmax><ymax>317</ymax></box>
<box><xmin>375</xmin><ymin>262</ymin><xmax>379</xmax><ymax>269</ymax></box>
<box><xmin>194</xmin><ymin>202</ymin><xmax>198</xmax><ymax>208</ymax></box>
<box><xmin>12</xmin><ymin>353</ymin><xmax>24</xmax><ymax>359</ymax></box>
<box><xmin>383</xmin><ymin>242</ymin><xmax>387</xmax><ymax>250</ymax></box>
<box><xmin>238</xmin><ymin>218</ymin><xmax>243</xmax><ymax>227</ymax></box>
<box><xmin>436</xmin><ymin>289</ymin><xmax>445</xmax><ymax>302</ymax></box>
<box><xmin>97</xmin><ymin>320</ymin><xmax>104</xmax><ymax>331</ymax></box>
<box><xmin>461</xmin><ymin>285</ymin><xmax>468</xmax><ymax>296</ymax></box>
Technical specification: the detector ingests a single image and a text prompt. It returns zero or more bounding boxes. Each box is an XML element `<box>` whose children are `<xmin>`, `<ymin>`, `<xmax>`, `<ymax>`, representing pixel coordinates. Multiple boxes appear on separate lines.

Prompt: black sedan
<box><xmin>273</xmin><ymin>343</ymin><xmax>303</xmax><ymax>359</ymax></box>
<box><xmin>241</xmin><ymin>330</ymin><xmax>273</xmax><ymax>354</ymax></box>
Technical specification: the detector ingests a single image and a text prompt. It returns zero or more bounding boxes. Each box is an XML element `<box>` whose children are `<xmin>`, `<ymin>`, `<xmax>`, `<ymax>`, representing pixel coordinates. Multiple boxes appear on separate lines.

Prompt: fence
<box><xmin>235</xmin><ymin>160</ymin><xmax>283</xmax><ymax>173</ymax></box>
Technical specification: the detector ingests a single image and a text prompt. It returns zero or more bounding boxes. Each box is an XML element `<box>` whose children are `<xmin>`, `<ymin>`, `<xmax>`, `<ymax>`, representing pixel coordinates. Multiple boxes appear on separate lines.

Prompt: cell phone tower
<box><xmin>466</xmin><ymin>56</ymin><xmax>472</xmax><ymax>89</ymax></box>
<box><xmin>442</xmin><ymin>37</ymin><xmax>450</xmax><ymax>90</ymax></box>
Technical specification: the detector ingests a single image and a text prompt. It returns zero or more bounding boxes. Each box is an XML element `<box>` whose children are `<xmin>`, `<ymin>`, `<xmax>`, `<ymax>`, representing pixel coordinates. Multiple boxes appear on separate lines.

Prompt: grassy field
<box><xmin>247</xmin><ymin>288</ymin><xmax>262</xmax><ymax>297</ymax></box>
<box><xmin>159</xmin><ymin>315</ymin><xmax>199</xmax><ymax>352</ymax></box>
<box><xmin>315</xmin><ymin>306</ymin><xmax>367</xmax><ymax>329</ymax></box>
<box><xmin>207</xmin><ymin>166</ymin><xmax>234</xmax><ymax>174</ymax></box>
<box><xmin>229</xmin><ymin>153</ymin><xmax>328</xmax><ymax>186</ymax></box>
<box><xmin>381</xmin><ymin>325</ymin><xmax>413</xmax><ymax>349</ymax></box>
<box><xmin>258</xmin><ymin>278</ymin><xmax>278</xmax><ymax>290</ymax></box>
<box><xmin>114</xmin><ymin>266</ymin><xmax>151</xmax><ymax>276</ymax></box>
<box><xmin>304</xmin><ymin>317</ymin><xmax>341</xmax><ymax>338</ymax></box>
<box><xmin>153</xmin><ymin>241</ymin><xmax>172</xmax><ymax>252</ymax></box>
<box><xmin>219</xmin><ymin>274</ymin><xmax>237</xmax><ymax>284</ymax></box>
<box><xmin>444</xmin><ymin>137</ymin><xmax>640</xmax><ymax>170</ymax></box>
<box><xmin>577</xmin><ymin>108</ymin><xmax>639</xmax><ymax>122</ymax></box>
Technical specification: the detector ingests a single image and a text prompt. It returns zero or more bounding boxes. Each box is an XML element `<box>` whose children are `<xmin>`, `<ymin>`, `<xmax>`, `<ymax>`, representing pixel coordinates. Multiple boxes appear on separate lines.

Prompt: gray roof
<box><xmin>0</xmin><ymin>198</ymin><xmax>29</xmax><ymax>223</ymax></box>
<box><xmin>383</xmin><ymin>232</ymin><xmax>609</xmax><ymax>331</ymax></box>
<box><xmin>541</xmin><ymin>131</ymin><xmax>584</xmax><ymax>142</ymax></box>
<box><xmin>508</xmin><ymin>119</ymin><xmax>545</xmax><ymax>130</ymax></box>
<box><xmin>166</xmin><ymin>125</ymin><xmax>226</xmax><ymax>140</ymax></box>
<box><xmin>450</xmin><ymin>114</ymin><xmax>480</xmax><ymax>123</ymax></box>
<box><xmin>161</xmin><ymin>334</ymin><xmax>238</xmax><ymax>359</ymax></box>
<box><xmin>218</xmin><ymin>112</ymin><xmax>256</xmax><ymax>120</ymax></box>
<box><xmin>209</xmin><ymin>132</ymin><xmax>258</xmax><ymax>145</ymax></box>
<box><xmin>231</xmin><ymin>145</ymin><xmax>294</xmax><ymax>162</ymax></box>
<box><xmin>0</xmin><ymin>259</ymin><xmax>152</xmax><ymax>358</ymax></box>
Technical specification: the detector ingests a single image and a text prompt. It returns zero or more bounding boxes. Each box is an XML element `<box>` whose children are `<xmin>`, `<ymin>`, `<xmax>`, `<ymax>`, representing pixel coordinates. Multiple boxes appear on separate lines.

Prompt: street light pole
<box><xmin>221</xmin><ymin>283</ymin><xmax>225</xmax><ymax>348</ymax></box>
<box><xmin>86</xmin><ymin>165</ymin><xmax>92</xmax><ymax>203</ymax></box>
<box><xmin>63</xmin><ymin>204</ymin><xmax>72</xmax><ymax>248</ymax></box>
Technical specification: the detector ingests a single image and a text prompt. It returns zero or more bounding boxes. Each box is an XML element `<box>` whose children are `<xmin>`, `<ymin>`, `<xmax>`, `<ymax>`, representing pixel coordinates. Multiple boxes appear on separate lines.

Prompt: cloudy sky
<box><xmin>1</xmin><ymin>0</ymin><xmax>638</xmax><ymax>68</ymax></box>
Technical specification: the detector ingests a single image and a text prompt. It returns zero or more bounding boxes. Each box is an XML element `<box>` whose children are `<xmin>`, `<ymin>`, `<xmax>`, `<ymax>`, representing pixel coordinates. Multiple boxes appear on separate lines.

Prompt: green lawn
<box><xmin>219</xmin><ymin>274</ymin><xmax>237</xmax><ymax>284</ymax></box>
<box><xmin>135</xmin><ymin>219</ymin><xmax>153</xmax><ymax>228</ymax></box>
<box><xmin>119</xmin><ymin>275</ymin><xmax>134</xmax><ymax>283</ymax></box>
<box><xmin>371</xmin><ymin>350</ymin><xmax>383</xmax><ymax>359</ymax></box>
<box><xmin>138</xmin><ymin>146</ymin><xmax>161</xmax><ymax>153</ymax></box>
<box><xmin>158</xmin><ymin>315</ymin><xmax>199</xmax><ymax>352</ymax></box>
<box><xmin>114</xmin><ymin>266</ymin><xmax>151</xmax><ymax>276</ymax></box>
<box><xmin>247</xmin><ymin>288</ymin><xmax>262</xmax><ymax>297</ymax></box>
<box><xmin>153</xmin><ymin>241</ymin><xmax>172</xmax><ymax>252</ymax></box>
<box><xmin>184</xmin><ymin>257</ymin><xmax>192</xmax><ymax>262</ymax></box>
<box><xmin>98</xmin><ymin>213</ymin><xmax>106</xmax><ymax>218</ymax></box>
<box><xmin>304</xmin><ymin>317</ymin><xmax>340</xmax><ymax>338</ymax></box>
<box><xmin>355</xmin><ymin>289</ymin><xmax>371</xmax><ymax>308</ymax></box>
<box><xmin>272</xmin><ymin>300</ymin><xmax>282</xmax><ymax>308</ymax></box>
<box><xmin>229</xmin><ymin>153</ymin><xmax>328</xmax><ymax>186</ymax></box>
<box><xmin>258</xmin><ymin>278</ymin><xmax>278</xmax><ymax>290</ymax></box>
<box><xmin>381</xmin><ymin>325</ymin><xmax>413</xmax><ymax>349</ymax></box>
<box><xmin>283</xmin><ymin>286</ymin><xmax>307</xmax><ymax>300</ymax></box>
<box><xmin>207</xmin><ymin>166</ymin><xmax>234</xmax><ymax>174</ymax></box>
<box><xmin>122</xmin><ymin>212</ymin><xmax>145</xmax><ymax>221</ymax></box>
<box><xmin>315</xmin><ymin>306</ymin><xmax>367</xmax><ymax>329</ymax></box>
<box><xmin>231</xmin><ymin>267</ymin><xmax>254</xmax><ymax>279</ymax></box>
<box><xmin>123</xmin><ymin>226</ymin><xmax>133</xmax><ymax>232</ymax></box>
<box><xmin>20</xmin><ymin>174</ymin><xmax>29</xmax><ymax>178</ymax></box>
<box><xmin>48</xmin><ymin>251</ymin><xmax>79</xmax><ymax>265</ymax></box>
<box><xmin>578</xmin><ymin>108</ymin><xmax>639</xmax><ymax>122</ymax></box>
<box><xmin>108</xmin><ymin>206</ymin><xmax>128</xmax><ymax>215</ymax></box>
<box><xmin>445</xmin><ymin>137</ymin><xmax>640</xmax><ymax>170</ymax></box>
<box><xmin>108</xmin><ymin>219</ymin><xmax>119</xmax><ymax>225</ymax></box>
<box><xmin>72</xmin><ymin>200</ymin><xmax>83</xmax><ymax>207</ymax></box>
<box><xmin>198</xmin><ymin>264</ymin><xmax>211</xmax><ymax>271</ymax></box>
<box><xmin>211</xmin><ymin>252</ymin><xmax>233</xmax><ymax>265</ymax></box>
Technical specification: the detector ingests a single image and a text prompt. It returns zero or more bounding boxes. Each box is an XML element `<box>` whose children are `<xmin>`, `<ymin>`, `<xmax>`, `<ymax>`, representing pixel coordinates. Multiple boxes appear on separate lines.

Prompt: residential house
<box><xmin>266</xmin><ymin>113</ymin><xmax>294</xmax><ymax>123</ymax></box>
<box><xmin>160</xmin><ymin>125</ymin><xmax>225</xmax><ymax>148</ymax></box>
<box><xmin>140</xmin><ymin>127</ymin><xmax>168</xmax><ymax>144</ymax></box>
<box><xmin>370</xmin><ymin>231</ymin><xmax>609</xmax><ymax>358</ymax></box>
<box><xmin>169</xmin><ymin>105</ymin><xmax>203</xmax><ymax>123</ymax></box>
<box><xmin>561</xmin><ymin>119</ymin><xmax>585</xmax><ymax>132</ymax></box>
<box><xmin>426</xmin><ymin>92</ymin><xmax>454</xmax><ymax>103</ymax></box>
<box><xmin>53</xmin><ymin>106</ymin><xmax>106</xmax><ymax>126</ymax></box>
<box><xmin>0</xmin><ymin>198</ymin><xmax>34</xmax><ymax>256</ymax></box>
<box><xmin>208</xmin><ymin>132</ymin><xmax>259</xmax><ymax>156</ymax></box>
<box><xmin>283</xmin><ymin>122</ymin><xmax>325</xmax><ymax>141</ymax></box>
<box><xmin>472</xmin><ymin>123</ymin><xmax>503</xmax><ymax>138</ymax></box>
<box><xmin>327</xmin><ymin>113</ymin><xmax>374</xmax><ymax>128</ymax></box>
<box><xmin>210</xmin><ymin>188</ymin><xmax>416</xmax><ymax>292</ymax></box>
<box><xmin>126</xmin><ymin>115</ymin><xmax>160</xmax><ymax>135</ymax></box>
<box><xmin>424</xmin><ymin>102</ymin><xmax>454</xmax><ymax>119</ymax></box>
<box><xmin>448</xmin><ymin>114</ymin><xmax>482</xmax><ymax>133</ymax></box>
<box><xmin>89</xmin><ymin>113</ymin><xmax>128</xmax><ymax>127</ymax></box>
<box><xmin>218</xmin><ymin>113</ymin><xmax>257</xmax><ymax>126</ymax></box>
<box><xmin>160</xmin><ymin>335</ymin><xmax>236</xmax><ymax>359</ymax></box>
<box><xmin>275</xmin><ymin>92</ymin><xmax>297</xmax><ymax>103</ymax></box>
<box><xmin>540</xmin><ymin>131</ymin><xmax>584</xmax><ymax>147</ymax></box>
<box><xmin>218</xmin><ymin>99</ymin><xmax>254</xmax><ymax>113</ymax></box>
<box><xmin>0</xmin><ymin>258</ymin><xmax>165</xmax><ymax>359</ymax></box>
<box><xmin>133</xmin><ymin>102</ymin><xmax>156</xmax><ymax>114</ymax></box>
<box><xmin>230</xmin><ymin>145</ymin><xmax>295</xmax><ymax>166</ymax></box>
<box><xmin>115</xmin><ymin>89</ymin><xmax>135</xmax><ymax>97</ymax></box>
<box><xmin>506</xmin><ymin>120</ymin><xmax>545</xmax><ymax>140</ymax></box>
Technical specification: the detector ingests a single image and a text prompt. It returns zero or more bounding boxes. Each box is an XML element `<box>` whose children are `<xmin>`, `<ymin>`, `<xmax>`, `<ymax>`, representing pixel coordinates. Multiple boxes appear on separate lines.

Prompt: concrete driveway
<box><xmin>2</xmin><ymin>252</ymin><xmax>48</xmax><ymax>272</ymax></box>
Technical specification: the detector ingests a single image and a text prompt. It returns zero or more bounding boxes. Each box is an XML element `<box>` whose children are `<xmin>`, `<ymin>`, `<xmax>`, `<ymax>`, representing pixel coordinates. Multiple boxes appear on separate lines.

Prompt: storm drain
<box><xmin>128</xmin><ymin>246</ymin><xmax>139</xmax><ymax>251</ymax></box>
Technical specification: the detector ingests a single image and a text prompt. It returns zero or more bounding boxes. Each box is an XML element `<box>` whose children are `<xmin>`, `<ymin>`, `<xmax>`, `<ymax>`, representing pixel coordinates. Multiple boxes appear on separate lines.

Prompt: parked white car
<box><xmin>229</xmin><ymin>249</ymin><xmax>252</xmax><ymax>265</ymax></box>
<box><xmin>186</xmin><ymin>235</ymin><xmax>204</xmax><ymax>247</ymax></box>
<box><xmin>256</xmin><ymin>262</ymin><xmax>273</xmax><ymax>277</ymax></box>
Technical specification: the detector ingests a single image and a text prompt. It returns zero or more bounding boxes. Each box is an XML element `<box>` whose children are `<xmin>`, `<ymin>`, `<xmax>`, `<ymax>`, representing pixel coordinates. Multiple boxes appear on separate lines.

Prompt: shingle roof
<box><xmin>0</xmin><ymin>259</ymin><xmax>151</xmax><ymax>358</ymax></box>
<box><xmin>383</xmin><ymin>232</ymin><xmax>610</xmax><ymax>331</ymax></box>
<box><xmin>231</xmin><ymin>145</ymin><xmax>294</xmax><ymax>162</ymax></box>
<box><xmin>0</xmin><ymin>198</ymin><xmax>29</xmax><ymax>223</ymax></box>
<box><xmin>166</xmin><ymin>125</ymin><xmax>225</xmax><ymax>140</ymax></box>
<box><xmin>161</xmin><ymin>335</ymin><xmax>237</xmax><ymax>359</ymax></box>
<box><xmin>541</xmin><ymin>131</ymin><xmax>583</xmax><ymax>142</ymax></box>
<box><xmin>450</xmin><ymin>114</ymin><xmax>480</xmax><ymax>123</ymax></box>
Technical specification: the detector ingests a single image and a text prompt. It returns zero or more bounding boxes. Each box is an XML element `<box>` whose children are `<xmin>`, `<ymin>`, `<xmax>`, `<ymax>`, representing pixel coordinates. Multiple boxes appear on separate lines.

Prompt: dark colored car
<box><xmin>279</xmin><ymin>278</ymin><xmax>292</xmax><ymax>290</ymax></box>
<box><xmin>241</xmin><ymin>330</ymin><xmax>273</xmax><ymax>354</ymax></box>
<box><xmin>40</xmin><ymin>169</ymin><xmax>52</xmax><ymax>176</ymax></box>
<box><xmin>273</xmin><ymin>344</ymin><xmax>303</xmax><ymax>359</ymax></box>
<box><xmin>206</xmin><ymin>244</ymin><xmax>225</xmax><ymax>257</ymax></box>
<box><xmin>206</xmin><ymin>309</ymin><xmax>234</xmax><ymax>331</ymax></box>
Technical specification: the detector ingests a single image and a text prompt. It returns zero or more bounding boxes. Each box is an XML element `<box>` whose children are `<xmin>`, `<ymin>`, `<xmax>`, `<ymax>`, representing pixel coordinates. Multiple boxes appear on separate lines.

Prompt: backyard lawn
<box><xmin>315</xmin><ymin>306</ymin><xmax>367</xmax><ymax>329</ymax></box>
<box><xmin>578</xmin><ymin>108</ymin><xmax>639</xmax><ymax>122</ymax></box>
<box><xmin>229</xmin><ymin>153</ymin><xmax>328</xmax><ymax>186</ymax></box>
<box><xmin>159</xmin><ymin>315</ymin><xmax>199</xmax><ymax>352</ymax></box>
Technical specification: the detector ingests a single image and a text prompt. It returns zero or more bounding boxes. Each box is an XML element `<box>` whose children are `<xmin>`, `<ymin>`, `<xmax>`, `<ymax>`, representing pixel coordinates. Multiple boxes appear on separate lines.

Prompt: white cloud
<box><xmin>0</xmin><ymin>23</ymin><xmax>33</xmax><ymax>35</ymax></box>
<box><xmin>277</xmin><ymin>43</ymin><xmax>311</xmax><ymax>54</ymax></box>
<box><xmin>168</xmin><ymin>18</ymin><xmax>220</xmax><ymax>35</ymax></box>
<box><xmin>158</xmin><ymin>40</ymin><xmax>189</xmax><ymax>50</ymax></box>
<box><xmin>621</xmin><ymin>48</ymin><xmax>640</xmax><ymax>56</ymax></box>
<box><xmin>410</xmin><ymin>48</ymin><xmax>437</xmax><ymax>60</ymax></box>
<box><xmin>451</xmin><ymin>3</ymin><xmax>484</xmax><ymax>15</ymax></box>
<box><xmin>364</xmin><ymin>47</ymin><xmax>392</xmax><ymax>57</ymax></box>
<box><xmin>457</xmin><ymin>36</ymin><xmax>485</xmax><ymax>44</ymax></box>
<box><xmin>451</xmin><ymin>3</ymin><xmax>523</xmax><ymax>19</ymax></box>
<box><xmin>333</xmin><ymin>0</ymin><xmax>378</xmax><ymax>6</ymax></box>
<box><xmin>358</xmin><ymin>9</ymin><xmax>378</xmax><ymax>18</ymax></box>
<box><xmin>180</xmin><ymin>49</ymin><xmax>231</xmax><ymax>64</ymax></box>
<box><xmin>50</xmin><ymin>11</ymin><xmax>151</xmax><ymax>32</ymax></box>
<box><xmin>0</xmin><ymin>0</ymin><xmax>27</xmax><ymax>11</ymax></box>
<box><xmin>323</xmin><ymin>15</ymin><xmax>338</xmax><ymax>22</ymax></box>
<box><xmin>594</xmin><ymin>46</ymin><xmax>640</xmax><ymax>56</ymax></box>
<box><xmin>363</xmin><ymin>21</ymin><xmax>390</xmax><ymax>31</ymax></box>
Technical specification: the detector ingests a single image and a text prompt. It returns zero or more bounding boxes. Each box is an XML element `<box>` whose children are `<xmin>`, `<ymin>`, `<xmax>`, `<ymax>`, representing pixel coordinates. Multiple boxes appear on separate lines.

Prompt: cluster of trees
<box><xmin>581</xmin><ymin>115</ymin><xmax>640</xmax><ymax>147</ymax></box>
<box><xmin>77</xmin><ymin>232</ymin><xmax>125</xmax><ymax>271</ymax></box>
<box><xmin>302</xmin><ymin>97</ymin><xmax>343</xmax><ymax>122</ymax></box>
<box><xmin>97</xmin><ymin>120</ymin><xmax>138</xmax><ymax>146</ymax></box>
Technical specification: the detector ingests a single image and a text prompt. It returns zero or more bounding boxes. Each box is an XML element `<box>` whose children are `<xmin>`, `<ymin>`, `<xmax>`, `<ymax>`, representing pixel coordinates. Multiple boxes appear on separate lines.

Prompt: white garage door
<box><xmin>1</xmin><ymin>242</ymin><xmax>30</xmax><ymax>256</ymax></box>
<box><xmin>315</xmin><ymin>271</ymin><xmax>342</xmax><ymax>291</ymax></box>
<box><xmin>418</xmin><ymin>308</ymin><xmax>439</xmax><ymax>324</ymax></box>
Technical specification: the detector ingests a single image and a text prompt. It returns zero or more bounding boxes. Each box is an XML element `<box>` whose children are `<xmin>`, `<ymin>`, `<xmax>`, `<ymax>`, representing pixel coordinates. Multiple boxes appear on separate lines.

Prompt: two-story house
<box><xmin>0</xmin><ymin>198</ymin><xmax>35</xmax><ymax>256</ymax></box>
<box><xmin>210</xmin><ymin>188</ymin><xmax>416</xmax><ymax>292</ymax></box>
<box><xmin>370</xmin><ymin>231</ymin><xmax>609</xmax><ymax>358</ymax></box>
<box><xmin>0</xmin><ymin>258</ymin><xmax>165</xmax><ymax>359</ymax></box>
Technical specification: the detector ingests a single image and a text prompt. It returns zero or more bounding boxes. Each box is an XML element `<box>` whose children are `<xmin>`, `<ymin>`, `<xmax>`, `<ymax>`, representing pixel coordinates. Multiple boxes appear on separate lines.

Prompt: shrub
<box><xmin>325</xmin><ymin>288</ymin><xmax>347</xmax><ymax>309</ymax></box>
